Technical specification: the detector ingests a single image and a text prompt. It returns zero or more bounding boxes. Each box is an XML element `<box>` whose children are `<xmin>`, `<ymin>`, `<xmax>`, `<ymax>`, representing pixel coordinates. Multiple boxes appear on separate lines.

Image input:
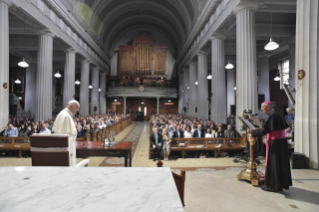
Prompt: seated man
<box><xmin>76</xmin><ymin>125</ymin><xmax>83</xmax><ymax>138</ymax></box>
<box><xmin>173</xmin><ymin>125</ymin><xmax>184</xmax><ymax>138</ymax></box>
<box><xmin>150</xmin><ymin>127</ymin><xmax>163</xmax><ymax>161</ymax></box>
<box><xmin>3</xmin><ymin>123</ymin><xmax>18</xmax><ymax>137</ymax></box>
<box><xmin>224</xmin><ymin>124</ymin><xmax>235</xmax><ymax>147</ymax></box>
<box><xmin>39</xmin><ymin>122</ymin><xmax>51</xmax><ymax>134</ymax></box>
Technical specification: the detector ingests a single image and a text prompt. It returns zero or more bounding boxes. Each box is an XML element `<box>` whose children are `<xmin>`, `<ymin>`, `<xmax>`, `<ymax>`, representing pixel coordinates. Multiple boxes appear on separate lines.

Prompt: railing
<box><xmin>0</xmin><ymin>137</ymin><xmax>31</xmax><ymax>157</ymax></box>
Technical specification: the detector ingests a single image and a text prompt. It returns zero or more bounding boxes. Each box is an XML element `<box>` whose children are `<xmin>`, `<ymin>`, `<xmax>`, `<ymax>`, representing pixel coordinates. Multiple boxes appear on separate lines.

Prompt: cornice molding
<box><xmin>0</xmin><ymin>0</ymin><xmax>12</xmax><ymax>7</ymax></box>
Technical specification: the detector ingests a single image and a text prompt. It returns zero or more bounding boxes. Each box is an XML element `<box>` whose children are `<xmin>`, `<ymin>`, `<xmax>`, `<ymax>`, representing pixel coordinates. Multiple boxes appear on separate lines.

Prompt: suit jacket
<box><xmin>173</xmin><ymin>130</ymin><xmax>184</xmax><ymax>138</ymax></box>
<box><xmin>150</xmin><ymin>133</ymin><xmax>163</xmax><ymax>146</ymax></box>
<box><xmin>224</xmin><ymin>129</ymin><xmax>235</xmax><ymax>138</ymax></box>
<box><xmin>193</xmin><ymin>129</ymin><xmax>205</xmax><ymax>138</ymax></box>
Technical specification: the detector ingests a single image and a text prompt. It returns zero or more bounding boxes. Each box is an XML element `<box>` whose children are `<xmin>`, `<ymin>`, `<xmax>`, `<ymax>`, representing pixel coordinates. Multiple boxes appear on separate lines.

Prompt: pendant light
<box><xmin>99</xmin><ymin>88</ymin><xmax>101</xmax><ymax>92</ymax></box>
<box><xmin>15</xmin><ymin>78</ymin><xmax>21</xmax><ymax>84</ymax></box>
<box><xmin>264</xmin><ymin>0</ymin><xmax>279</xmax><ymax>51</ymax></box>
<box><xmin>54</xmin><ymin>70</ymin><xmax>62</xmax><ymax>78</ymax></box>
<box><xmin>18</xmin><ymin>17</ymin><xmax>29</xmax><ymax>68</ymax></box>
<box><xmin>225</xmin><ymin>61</ymin><xmax>234</xmax><ymax>69</ymax></box>
<box><xmin>207</xmin><ymin>73</ymin><xmax>212</xmax><ymax>80</ymax></box>
<box><xmin>273</xmin><ymin>50</ymin><xmax>280</xmax><ymax>81</ymax></box>
<box><xmin>195</xmin><ymin>81</ymin><xmax>198</xmax><ymax>85</ymax></box>
<box><xmin>75</xmin><ymin>79</ymin><xmax>80</xmax><ymax>85</ymax></box>
<box><xmin>88</xmin><ymin>85</ymin><xmax>93</xmax><ymax>89</ymax></box>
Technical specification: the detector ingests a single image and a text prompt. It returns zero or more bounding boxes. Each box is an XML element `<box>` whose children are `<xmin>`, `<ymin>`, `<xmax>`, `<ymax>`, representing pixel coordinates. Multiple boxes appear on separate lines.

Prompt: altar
<box><xmin>0</xmin><ymin>167</ymin><xmax>184</xmax><ymax>212</ymax></box>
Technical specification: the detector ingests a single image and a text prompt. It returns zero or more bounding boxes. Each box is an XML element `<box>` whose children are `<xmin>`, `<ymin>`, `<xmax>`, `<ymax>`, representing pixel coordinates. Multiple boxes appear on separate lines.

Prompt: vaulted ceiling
<box><xmin>60</xmin><ymin>0</ymin><xmax>209</xmax><ymax>56</ymax></box>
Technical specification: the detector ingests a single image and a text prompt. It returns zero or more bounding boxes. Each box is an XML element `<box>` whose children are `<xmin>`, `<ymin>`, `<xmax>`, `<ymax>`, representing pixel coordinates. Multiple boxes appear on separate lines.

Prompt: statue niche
<box><xmin>119</xmin><ymin>33</ymin><xmax>167</xmax><ymax>76</ymax></box>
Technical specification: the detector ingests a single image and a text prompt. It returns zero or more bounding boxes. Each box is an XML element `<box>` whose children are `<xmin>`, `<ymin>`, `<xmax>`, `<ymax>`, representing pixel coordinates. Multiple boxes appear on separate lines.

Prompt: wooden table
<box><xmin>76</xmin><ymin>141</ymin><xmax>133</xmax><ymax>167</ymax></box>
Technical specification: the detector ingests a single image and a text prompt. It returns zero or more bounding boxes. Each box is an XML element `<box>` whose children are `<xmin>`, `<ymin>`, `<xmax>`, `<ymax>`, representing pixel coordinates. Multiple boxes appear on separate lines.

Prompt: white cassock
<box><xmin>52</xmin><ymin>108</ymin><xmax>77</xmax><ymax>166</ymax></box>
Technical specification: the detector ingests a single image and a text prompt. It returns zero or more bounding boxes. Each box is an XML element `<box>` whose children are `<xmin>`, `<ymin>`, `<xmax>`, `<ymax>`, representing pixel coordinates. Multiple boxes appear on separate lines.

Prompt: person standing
<box><xmin>150</xmin><ymin>127</ymin><xmax>163</xmax><ymax>161</ymax></box>
<box><xmin>162</xmin><ymin>128</ymin><xmax>171</xmax><ymax>161</ymax></box>
<box><xmin>52</xmin><ymin>100</ymin><xmax>80</xmax><ymax>166</ymax></box>
<box><xmin>247</xmin><ymin>101</ymin><xmax>292</xmax><ymax>192</ymax></box>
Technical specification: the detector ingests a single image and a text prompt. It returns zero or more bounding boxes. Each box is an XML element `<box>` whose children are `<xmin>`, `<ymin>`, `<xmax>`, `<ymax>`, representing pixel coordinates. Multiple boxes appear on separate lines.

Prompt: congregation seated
<box><xmin>3</xmin><ymin>123</ymin><xmax>18</xmax><ymax>137</ymax></box>
<box><xmin>18</xmin><ymin>124</ymin><xmax>31</xmax><ymax>137</ymax></box>
<box><xmin>224</xmin><ymin>124</ymin><xmax>235</xmax><ymax>138</ymax></box>
<box><xmin>39</xmin><ymin>121</ymin><xmax>51</xmax><ymax>134</ymax></box>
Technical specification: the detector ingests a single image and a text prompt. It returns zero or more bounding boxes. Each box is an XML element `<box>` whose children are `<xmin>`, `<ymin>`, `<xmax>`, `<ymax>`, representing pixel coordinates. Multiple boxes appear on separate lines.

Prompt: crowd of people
<box><xmin>149</xmin><ymin>114</ymin><xmax>236</xmax><ymax>161</ymax></box>
<box><xmin>2</xmin><ymin>113</ymin><xmax>131</xmax><ymax>139</ymax></box>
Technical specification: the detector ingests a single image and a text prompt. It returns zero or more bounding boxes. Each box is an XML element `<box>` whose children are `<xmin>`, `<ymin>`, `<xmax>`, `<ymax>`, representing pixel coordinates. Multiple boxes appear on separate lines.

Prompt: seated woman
<box><xmin>184</xmin><ymin>126</ymin><xmax>193</xmax><ymax>138</ymax></box>
<box><xmin>204</xmin><ymin>128</ymin><xmax>211</xmax><ymax>137</ymax></box>
<box><xmin>162</xmin><ymin>128</ymin><xmax>172</xmax><ymax>161</ymax></box>
<box><xmin>30</xmin><ymin>124</ymin><xmax>39</xmax><ymax>135</ymax></box>
<box><xmin>18</xmin><ymin>124</ymin><xmax>30</xmax><ymax>137</ymax></box>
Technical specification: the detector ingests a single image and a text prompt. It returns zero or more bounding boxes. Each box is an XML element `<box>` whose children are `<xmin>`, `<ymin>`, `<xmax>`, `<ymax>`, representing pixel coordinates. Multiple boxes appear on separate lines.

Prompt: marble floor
<box><xmin>184</xmin><ymin>168</ymin><xmax>319</xmax><ymax>212</ymax></box>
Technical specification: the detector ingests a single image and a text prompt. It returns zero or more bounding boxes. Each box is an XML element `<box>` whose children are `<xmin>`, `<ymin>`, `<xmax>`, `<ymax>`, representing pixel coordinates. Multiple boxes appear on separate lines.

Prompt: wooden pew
<box><xmin>0</xmin><ymin>137</ymin><xmax>31</xmax><ymax>157</ymax></box>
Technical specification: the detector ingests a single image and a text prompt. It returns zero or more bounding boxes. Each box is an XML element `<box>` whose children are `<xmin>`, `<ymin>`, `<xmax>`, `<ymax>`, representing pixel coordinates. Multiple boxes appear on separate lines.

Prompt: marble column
<box><xmin>197</xmin><ymin>52</ymin><xmax>209</xmax><ymax>119</ymax></box>
<box><xmin>183</xmin><ymin>69</ymin><xmax>189</xmax><ymax>116</ymax></box>
<box><xmin>25</xmin><ymin>63</ymin><xmax>36</xmax><ymax>116</ymax></box>
<box><xmin>157</xmin><ymin>96</ymin><xmax>160</xmax><ymax>115</ymax></box>
<box><xmin>0</xmin><ymin>0</ymin><xmax>12</xmax><ymax>129</ymax></box>
<box><xmin>35</xmin><ymin>31</ymin><xmax>55</xmax><ymax>121</ymax></box>
<box><xmin>91</xmin><ymin>67</ymin><xmax>99</xmax><ymax>115</ymax></box>
<box><xmin>63</xmin><ymin>48</ymin><xmax>77</xmax><ymax>107</ymax></box>
<box><xmin>188</xmin><ymin>62</ymin><xmax>197</xmax><ymax>117</ymax></box>
<box><xmin>79</xmin><ymin>60</ymin><xmax>90</xmax><ymax>115</ymax></box>
<box><xmin>288</xmin><ymin>38</ymin><xmax>295</xmax><ymax>109</ymax></box>
<box><xmin>99</xmin><ymin>72</ymin><xmax>107</xmax><ymax>114</ymax></box>
<box><xmin>226</xmin><ymin>70</ymin><xmax>235</xmax><ymax>116</ymax></box>
<box><xmin>123</xmin><ymin>96</ymin><xmax>126</xmax><ymax>115</ymax></box>
<box><xmin>295</xmin><ymin>0</ymin><xmax>319</xmax><ymax>169</ymax></box>
<box><xmin>210</xmin><ymin>34</ymin><xmax>227</xmax><ymax>123</ymax></box>
<box><xmin>233</xmin><ymin>3</ymin><xmax>259</xmax><ymax>132</ymax></box>
<box><xmin>257</xmin><ymin>55</ymin><xmax>270</xmax><ymax>119</ymax></box>
<box><xmin>178</xmin><ymin>73</ymin><xmax>184</xmax><ymax>115</ymax></box>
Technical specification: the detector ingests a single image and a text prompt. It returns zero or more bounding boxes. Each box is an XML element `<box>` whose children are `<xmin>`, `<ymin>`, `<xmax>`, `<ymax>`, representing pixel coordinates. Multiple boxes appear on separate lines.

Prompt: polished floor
<box><xmin>1</xmin><ymin>122</ymin><xmax>319</xmax><ymax>211</ymax></box>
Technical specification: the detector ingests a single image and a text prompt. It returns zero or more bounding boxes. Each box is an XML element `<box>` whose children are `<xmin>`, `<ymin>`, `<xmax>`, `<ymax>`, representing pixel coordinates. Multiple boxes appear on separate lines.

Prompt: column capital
<box><xmin>123</xmin><ymin>96</ymin><xmax>127</xmax><ymax>99</ymax></box>
<box><xmin>188</xmin><ymin>61</ymin><xmax>197</xmax><ymax>66</ymax></box>
<box><xmin>196</xmin><ymin>50</ymin><xmax>209</xmax><ymax>56</ymax></box>
<box><xmin>0</xmin><ymin>0</ymin><xmax>12</xmax><ymax>7</ymax></box>
<box><xmin>233</xmin><ymin>1</ymin><xmax>261</xmax><ymax>15</ymax></box>
<box><xmin>37</xmin><ymin>29</ymin><xmax>55</xmax><ymax>38</ymax></box>
<box><xmin>100</xmin><ymin>72</ymin><xmax>107</xmax><ymax>76</ymax></box>
<box><xmin>64</xmin><ymin>48</ymin><xmax>77</xmax><ymax>54</ymax></box>
<box><xmin>210</xmin><ymin>31</ymin><xmax>227</xmax><ymax>41</ymax></box>
<box><xmin>81</xmin><ymin>59</ymin><xmax>90</xmax><ymax>64</ymax></box>
<box><xmin>92</xmin><ymin>67</ymin><xmax>100</xmax><ymax>72</ymax></box>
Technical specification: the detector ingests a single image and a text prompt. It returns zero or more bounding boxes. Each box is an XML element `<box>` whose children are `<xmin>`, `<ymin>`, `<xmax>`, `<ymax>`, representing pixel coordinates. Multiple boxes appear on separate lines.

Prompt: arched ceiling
<box><xmin>65</xmin><ymin>0</ymin><xmax>208</xmax><ymax>57</ymax></box>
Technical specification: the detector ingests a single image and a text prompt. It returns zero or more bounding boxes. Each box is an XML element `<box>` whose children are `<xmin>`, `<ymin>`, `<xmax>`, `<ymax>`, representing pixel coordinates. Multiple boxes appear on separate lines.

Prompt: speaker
<box><xmin>258</xmin><ymin>94</ymin><xmax>265</xmax><ymax>108</ymax></box>
<box><xmin>292</xmin><ymin>152</ymin><xmax>307</xmax><ymax>169</ymax></box>
<box><xmin>9</xmin><ymin>104</ymin><xmax>17</xmax><ymax>116</ymax></box>
<box><xmin>230</xmin><ymin>105</ymin><xmax>236</xmax><ymax>115</ymax></box>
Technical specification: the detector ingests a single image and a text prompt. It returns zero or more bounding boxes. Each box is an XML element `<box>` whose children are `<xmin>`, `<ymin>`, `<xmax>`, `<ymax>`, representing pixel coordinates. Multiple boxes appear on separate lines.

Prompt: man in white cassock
<box><xmin>52</xmin><ymin>100</ymin><xmax>80</xmax><ymax>166</ymax></box>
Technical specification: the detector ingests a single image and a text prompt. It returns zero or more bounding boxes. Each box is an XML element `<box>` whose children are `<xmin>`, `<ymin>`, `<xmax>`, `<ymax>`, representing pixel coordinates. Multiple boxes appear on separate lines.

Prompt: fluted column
<box><xmin>63</xmin><ymin>48</ymin><xmax>77</xmax><ymax>107</ymax></box>
<box><xmin>91</xmin><ymin>67</ymin><xmax>99</xmax><ymax>115</ymax></box>
<box><xmin>210</xmin><ymin>34</ymin><xmax>227</xmax><ymax>123</ymax></box>
<box><xmin>233</xmin><ymin>3</ymin><xmax>259</xmax><ymax>132</ymax></box>
<box><xmin>80</xmin><ymin>60</ymin><xmax>90</xmax><ymax>115</ymax></box>
<box><xmin>188</xmin><ymin>62</ymin><xmax>197</xmax><ymax>117</ymax></box>
<box><xmin>197</xmin><ymin>52</ymin><xmax>209</xmax><ymax>119</ymax></box>
<box><xmin>226</xmin><ymin>70</ymin><xmax>235</xmax><ymax>116</ymax></box>
<box><xmin>183</xmin><ymin>69</ymin><xmax>189</xmax><ymax>115</ymax></box>
<box><xmin>288</xmin><ymin>38</ymin><xmax>295</xmax><ymax>109</ymax></box>
<box><xmin>99</xmin><ymin>72</ymin><xmax>107</xmax><ymax>114</ymax></box>
<box><xmin>123</xmin><ymin>96</ymin><xmax>127</xmax><ymax>115</ymax></box>
<box><xmin>295</xmin><ymin>0</ymin><xmax>319</xmax><ymax>169</ymax></box>
<box><xmin>35</xmin><ymin>31</ymin><xmax>55</xmax><ymax>121</ymax></box>
<box><xmin>178</xmin><ymin>73</ymin><xmax>184</xmax><ymax>114</ymax></box>
<box><xmin>257</xmin><ymin>55</ymin><xmax>270</xmax><ymax>106</ymax></box>
<box><xmin>157</xmin><ymin>96</ymin><xmax>160</xmax><ymax>114</ymax></box>
<box><xmin>25</xmin><ymin>63</ymin><xmax>36</xmax><ymax>115</ymax></box>
<box><xmin>0</xmin><ymin>0</ymin><xmax>12</xmax><ymax>129</ymax></box>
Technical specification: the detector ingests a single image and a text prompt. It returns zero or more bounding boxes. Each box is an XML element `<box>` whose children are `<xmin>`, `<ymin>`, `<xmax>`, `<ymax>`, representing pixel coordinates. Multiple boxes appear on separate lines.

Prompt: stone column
<box><xmin>99</xmin><ymin>72</ymin><xmax>107</xmax><ymax>114</ymax></box>
<box><xmin>79</xmin><ymin>60</ymin><xmax>90</xmax><ymax>115</ymax></box>
<box><xmin>0</xmin><ymin>0</ymin><xmax>12</xmax><ymax>129</ymax></box>
<box><xmin>63</xmin><ymin>48</ymin><xmax>77</xmax><ymax>107</ymax></box>
<box><xmin>257</xmin><ymin>55</ymin><xmax>270</xmax><ymax>103</ymax></box>
<box><xmin>226</xmin><ymin>70</ymin><xmax>235</xmax><ymax>116</ymax></box>
<box><xmin>178</xmin><ymin>73</ymin><xmax>184</xmax><ymax>115</ymax></box>
<box><xmin>35</xmin><ymin>31</ymin><xmax>55</xmax><ymax>121</ymax></box>
<box><xmin>25</xmin><ymin>63</ymin><xmax>36</xmax><ymax>116</ymax></box>
<box><xmin>288</xmin><ymin>38</ymin><xmax>296</xmax><ymax>109</ymax></box>
<box><xmin>197</xmin><ymin>52</ymin><xmax>209</xmax><ymax>119</ymax></box>
<box><xmin>157</xmin><ymin>96</ymin><xmax>160</xmax><ymax>115</ymax></box>
<box><xmin>233</xmin><ymin>3</ymin><xmax>259</xmax><ymax>132</ymax></box>
<box><xmin>188</xmin><ymin>62</ymin><xmax>197</xmax><ymax>117</ymax></box>
<box><xmin>210</xmin><ymin>34</ymin><xmax>227</xmax><ymax>123</ymax></box>
<box><xmin>183</xmin><ymin>69</ymin><xmax>189</xmax><ymax>115</ymax></box>
<box><xmin>91</xmin><ymin>67</ymin><xmax>99</xmax><ymax>115</ymax></box>
<box><xmin>123</xmin><ymin>96</ymin><xmax>127</xmax><ymax>115</ymax></box>
<box><xmin>295</xmin><ymin>0</ymin><xmax>319</xmax><ymax>169</ymax></box>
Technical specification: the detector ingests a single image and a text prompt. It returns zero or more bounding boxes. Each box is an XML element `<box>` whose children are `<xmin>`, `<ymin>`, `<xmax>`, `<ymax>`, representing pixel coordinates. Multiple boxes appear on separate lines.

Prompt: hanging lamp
<box><xmin>264</xmin><ymin>0</ymin><xmax>279</xmax><ymax>51</ymax></box>
<box><xmin>75</xmin><ymin>79</ymin><xmax>80</xmax><ymax>85</ymax></box>
<box><xmin>54</xmin><ymin>70</ymin><xmax>62</xmax><ymax>78</ymax></box>
<box><xmin>18</xmin><ymin>17</ymin><xmax>29</xmax><ymax>68</ymax></box>
<box><xmin>225</xmin><ymin>61</ymin><xmax>234</xmax><ymax>69</ymax></box>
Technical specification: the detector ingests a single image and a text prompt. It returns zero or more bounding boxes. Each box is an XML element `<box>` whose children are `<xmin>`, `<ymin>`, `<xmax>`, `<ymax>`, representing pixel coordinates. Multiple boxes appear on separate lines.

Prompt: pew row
<box><xmin>149</xmin><ymin>134</ymin><xmax>247</xmax><ymax>159</ymax></box>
